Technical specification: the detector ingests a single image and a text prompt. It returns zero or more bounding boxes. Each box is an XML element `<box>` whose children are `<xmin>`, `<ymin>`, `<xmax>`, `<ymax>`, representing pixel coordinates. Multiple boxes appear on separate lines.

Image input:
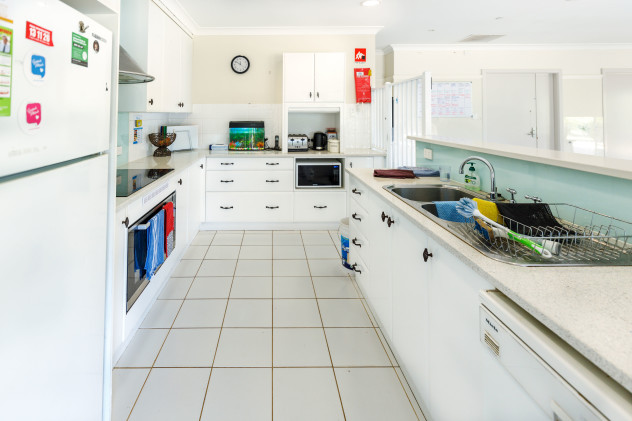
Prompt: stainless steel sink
<box><xmin>389</xmin><ymin>185</ymin><xmax>478</xmax><ymax>203</ymax></box>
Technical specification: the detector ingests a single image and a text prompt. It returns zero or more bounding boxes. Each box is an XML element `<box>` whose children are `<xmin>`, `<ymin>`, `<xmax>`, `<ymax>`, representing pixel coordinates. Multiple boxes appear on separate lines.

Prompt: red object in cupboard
<box><xmin>163</xmin><ymin>201</ymin><xmax>174</xmax><ymax>257</ymax></box>
<box><xmin>354</xmin><ymin>68</ymin><xmax>371</xmax><ymax>103</ymax></box>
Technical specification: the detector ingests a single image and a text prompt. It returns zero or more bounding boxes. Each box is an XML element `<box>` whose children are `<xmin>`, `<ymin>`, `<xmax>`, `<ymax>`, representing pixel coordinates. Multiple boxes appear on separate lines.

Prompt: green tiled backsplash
<box><xmin>415</xmin><ymin>141</ymin><xmax>632</xmax><ymax>222</ymax></box>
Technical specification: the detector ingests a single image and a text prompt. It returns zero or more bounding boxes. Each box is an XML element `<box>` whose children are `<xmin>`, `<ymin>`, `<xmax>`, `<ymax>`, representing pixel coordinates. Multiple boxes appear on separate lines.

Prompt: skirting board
<box><xmin>200</xmin><ymin>221</ymin><xmax>341</xmax><ymax>231</ymax></box>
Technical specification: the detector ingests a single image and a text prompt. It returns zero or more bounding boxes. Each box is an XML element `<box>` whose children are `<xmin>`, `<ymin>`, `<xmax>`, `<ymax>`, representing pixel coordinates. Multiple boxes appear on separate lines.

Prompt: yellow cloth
<box><xmin>473</xmin><ymin>198</ymin><xmax>500</xmax><ymax>223</ymax></box>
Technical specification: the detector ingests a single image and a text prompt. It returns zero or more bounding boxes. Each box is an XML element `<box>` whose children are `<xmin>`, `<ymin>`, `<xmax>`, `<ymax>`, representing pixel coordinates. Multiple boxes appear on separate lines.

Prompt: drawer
<box><xmin>348</xmin><ymin>177</ymin><xmax>371</xmax><ymax>211</ymax></box>
<box><xmin>206</xmin><ymin>157</ymin><xmax>293</xmax><ymax>171</ymax></box>
<box><xmin>294</xmin><ymin>191</ymin><xmax>347</xmax><ymax>222</ymax></box>
<box><xmin>206</xmin><ymin>170</ymin><xmax>293</xmax><ymax>192</ymax></box>
<box><xmin>348</xmin><ymin>227</ymin><xmax>370</xmax><ymax>266</ymax></box>
<box><xmin>348</xmin><ymin>199</ymin><xmax>369</xmax><ymax>235</ymax></box>
<box><xmin>206</xmin><ymin>192</ymin><xmax>293</xmax><ymax>222</ymax></box>
<box><xmin>348</xmin><ymin>252</ymin><xmax>369</xmax><ymax>296</ymax></box>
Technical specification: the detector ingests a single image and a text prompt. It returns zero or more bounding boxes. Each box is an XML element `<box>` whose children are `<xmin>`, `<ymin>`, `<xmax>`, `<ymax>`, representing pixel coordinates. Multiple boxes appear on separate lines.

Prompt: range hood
<box><xmin>118</xmin><ymin>46</ymin><xmax>155</xmax><ymax>84</ymax></box>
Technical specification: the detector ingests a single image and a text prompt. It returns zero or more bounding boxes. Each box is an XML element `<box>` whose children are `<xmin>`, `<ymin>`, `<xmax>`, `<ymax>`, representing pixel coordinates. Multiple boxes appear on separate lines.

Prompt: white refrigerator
<box><xmin>0</xmin><ymin>1</ymin><xmax>113</xmax><ymax>419</ymax></box>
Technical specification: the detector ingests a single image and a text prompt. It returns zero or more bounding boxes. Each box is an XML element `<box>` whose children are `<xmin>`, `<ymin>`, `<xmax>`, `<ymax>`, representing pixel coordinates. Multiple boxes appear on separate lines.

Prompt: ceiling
<box><xmin>174</xmin><ymin>0</ymin><xmax>632</xmax><ymax>49</ymax></box>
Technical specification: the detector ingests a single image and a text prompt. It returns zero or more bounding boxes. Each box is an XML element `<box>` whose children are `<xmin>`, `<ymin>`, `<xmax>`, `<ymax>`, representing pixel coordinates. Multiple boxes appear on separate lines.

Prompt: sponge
<box><xmin>473</xmin><ymin>198</ymin><xmax>500</xmax><ymax>224</ymax></box>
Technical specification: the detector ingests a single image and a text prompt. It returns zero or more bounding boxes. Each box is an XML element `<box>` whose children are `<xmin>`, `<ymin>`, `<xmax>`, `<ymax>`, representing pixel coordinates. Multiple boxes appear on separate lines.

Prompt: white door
<box><xmin>391</xmin><ymin>214</ymin><xmax>430</xmax><ymax>407</ymax></box>
<box><xmin>163</xmin><ymin>16</ymin><xmax>181</xmax><ymax>112</ymax></box>
<box><xmin>603</xmin><ymin>70</ymin><xmax>632</xmax><ymax>160</ymax></box>
<box><xmin>485</xmin><ymin>72</ymin><xmax>556</xmax><ymax>149</ymax></box>
<box><xmin>315</xmin><ymin>52</ymin><xmax>345</xmax><ymax>103</ymax></box>
<box><xmin>283</xmin><ymin>53</ymin><xmax>315</xmax><ymax>102</ymax></box>
<box><xmin>146</xmin><ymin>1</ymin><xmax>166</xmax><ymax>111</ymax></box>
<box><xmin>180</xmin><ymin>31</ymin><xmax>193</xmax><ymax>112</ymax></box>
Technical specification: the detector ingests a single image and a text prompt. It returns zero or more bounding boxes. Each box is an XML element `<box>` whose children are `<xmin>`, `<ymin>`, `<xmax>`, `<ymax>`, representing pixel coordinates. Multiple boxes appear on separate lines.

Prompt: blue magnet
<box><xmin>31</xmin><ymin>55</ymin><xmax>46</xmax><ymax>78</ymax></box>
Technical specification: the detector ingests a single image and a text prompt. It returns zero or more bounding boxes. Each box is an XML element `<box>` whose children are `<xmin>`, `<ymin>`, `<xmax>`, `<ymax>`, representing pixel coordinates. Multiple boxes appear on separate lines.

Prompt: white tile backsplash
<box><xmin>126</xmin><ymin>112</ymin><xmax>171</xmax><ymax>162</ymax></box>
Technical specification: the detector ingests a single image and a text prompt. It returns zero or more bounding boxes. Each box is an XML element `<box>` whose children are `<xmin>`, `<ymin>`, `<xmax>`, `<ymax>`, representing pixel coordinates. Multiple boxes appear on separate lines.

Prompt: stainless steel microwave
<box><xmin>295</xmin><ymin>160</ymin><xmax>342</xmax><ymax>188</ymax></box>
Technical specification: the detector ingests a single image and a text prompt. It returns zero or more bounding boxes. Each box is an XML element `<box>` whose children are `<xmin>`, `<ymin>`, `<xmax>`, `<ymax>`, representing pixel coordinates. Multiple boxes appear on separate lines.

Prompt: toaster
<box><xmin>288</xmin><ymin>134</ymin><xmax>309</xmax><ymax>152</ymax></box>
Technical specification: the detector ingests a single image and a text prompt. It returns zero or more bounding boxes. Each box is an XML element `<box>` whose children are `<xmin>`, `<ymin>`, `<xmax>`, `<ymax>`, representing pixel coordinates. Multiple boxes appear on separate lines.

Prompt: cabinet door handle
<box><xmin>316</xmin><ymin>92</ymin><xmax>320</xmax><ymax>98</ymax></box>
<box><xmin>352</xmin><ymin>188</ymin><xmax>361</xmax><ymax>195</ymax></box>
<box><xmin>266</xmin><ymin>162</ymin><xmax>280</xmax><ymax>166</ymax></box>
<box><xmin>266</xmin><ymin>206</ymin><xmax>279</xmax><ymax>209</ymax></box>
<box><xmin>200</xmin><ymin>164</ymin><xmax>204</xmax><ymax>169</ymax></box>
<box><xmin>387</xmin><ymin>217</ymin><xmax>394</xmax><ymax>227</ymax></box>
<box><xmin>220</xmin><ymin>206</ymin><xmax>234</xmax><ymax>210</ymax></box>
<box><xmin>220</xmin><ymin>162</ymin><xmax>234</xmax><ymax>166</ymax></box>
<box><xmin>352</xmin><ymin>213</ymin><xmax>361</xmax><ymax>221</ymax></box>
<box><xmin>423</xmin><ymin>248</ymin><xmax>433</xmax><ymax>262</ymax></box>
<box><xmin>309</xmin><ymin>92</ymin><xmax>312</xmax><ymax>98</ymax></box>
<box><xmin>314</xmin><ymin>205</ymin><xmax>328</xmax><ymax>209</ymax></box>
<box><xmin>381</xmin><ymin>211</ymin><xmax>388</xmax><ymax>222</ymax></box>
<box><xmin>220</xmin><ymin>180</ymin><xmax>234</xmax><ymax>183</ymax></box>
<box><xmin>352</xmin><ymin>238</ymin><xmax>361</xmax><ymax>247</ymax></box>
<box><xmin>178</xmin><ymin>179</ymin><xmax>183</xmax><ymax>185</ymax></box>
<box><xmin>148</xmin><ymin>98</ymin><xmax>153</xmax><ymax>105</ymax></box>
<box><xmin>122</xmin><ymin>217</ymin><xmax>129</xmax><ymax>228</ymax></box>
<box><xmin>351</xmin><ymin>263</ymin><xmax>362</xmax><ymax>274</ymax></box>
<box><xmin>266</xmin><ymin>180</ymin><xmax>279</xmax><ymax>183</ymax></box>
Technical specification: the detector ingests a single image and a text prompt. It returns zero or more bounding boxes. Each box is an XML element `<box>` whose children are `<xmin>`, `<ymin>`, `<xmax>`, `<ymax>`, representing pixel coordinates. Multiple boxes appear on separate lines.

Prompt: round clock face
<box><xmin>231</xmin><ymin>55</ymin><xmax>250</xmax><ymax>74</ymax></box>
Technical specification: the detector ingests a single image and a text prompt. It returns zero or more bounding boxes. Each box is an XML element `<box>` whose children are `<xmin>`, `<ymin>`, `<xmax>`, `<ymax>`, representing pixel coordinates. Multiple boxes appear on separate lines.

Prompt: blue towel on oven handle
<box><xmin>145</xmin><ymin>210</ymin><xmax>165</xmax><ymax>280</ymax></box>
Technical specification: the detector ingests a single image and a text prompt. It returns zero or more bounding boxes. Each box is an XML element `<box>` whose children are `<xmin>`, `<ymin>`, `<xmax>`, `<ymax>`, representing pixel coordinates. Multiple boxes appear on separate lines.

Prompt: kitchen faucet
<box><xmin>458</xmin><ymin>156</ymin><xmax>498</xmax><ymax>201</ymax></box>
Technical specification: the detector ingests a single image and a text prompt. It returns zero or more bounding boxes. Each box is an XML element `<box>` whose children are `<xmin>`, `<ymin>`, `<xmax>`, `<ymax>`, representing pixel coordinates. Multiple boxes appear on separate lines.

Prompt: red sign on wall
<box><xmin>26</xmin><ymin>21</ymin><xmax>54</xmax><ymax>47</ymax></box>
<box><xmin>354</xmin><ymin>48</ymin><xmax>366</xmax><ymax>62</ymax></box>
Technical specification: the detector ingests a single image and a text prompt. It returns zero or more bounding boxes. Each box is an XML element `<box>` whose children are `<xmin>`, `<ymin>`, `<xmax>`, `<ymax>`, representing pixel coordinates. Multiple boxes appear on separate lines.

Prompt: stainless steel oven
<box><xmin>295</xmin><ymin>159</ymin><xmax>342</xmax><ymax>188</ymax></box>
<box><xmin>126</xmin><ymin>191</ymin><xmax>176</xmax><ymax>312</ymax></box>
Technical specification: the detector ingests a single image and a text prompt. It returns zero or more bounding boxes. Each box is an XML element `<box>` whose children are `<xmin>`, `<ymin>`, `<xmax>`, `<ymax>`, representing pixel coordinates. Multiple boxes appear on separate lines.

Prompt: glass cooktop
<box><xmin>116</xmin><ymin>168</ymin><xmax>174</xmax><ymax>197</ymax></box>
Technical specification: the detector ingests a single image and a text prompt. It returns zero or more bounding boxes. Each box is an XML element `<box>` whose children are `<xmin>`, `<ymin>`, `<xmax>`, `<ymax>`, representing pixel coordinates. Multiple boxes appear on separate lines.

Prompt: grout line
<box><xmin>304</xmin><ymin>231</ymin><xmax>348</xmax><ymax>421</ymax></box>
<box><xmin>392</xmin><ymin>367</ymin><xmax>427</xmax><ymax>421</ymax></box>
<box><xmin>198</xmin><ymin>230</ymin><xmax>239</xmax><ymax>421</ymax></box>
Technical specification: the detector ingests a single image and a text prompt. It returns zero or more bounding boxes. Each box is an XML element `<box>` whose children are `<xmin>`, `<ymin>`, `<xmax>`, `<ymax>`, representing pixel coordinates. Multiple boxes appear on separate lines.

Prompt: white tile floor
<box><xmin>113</xmin><ymin>230</ymin><xmax>425</xmax><ymax>421</ymax></box>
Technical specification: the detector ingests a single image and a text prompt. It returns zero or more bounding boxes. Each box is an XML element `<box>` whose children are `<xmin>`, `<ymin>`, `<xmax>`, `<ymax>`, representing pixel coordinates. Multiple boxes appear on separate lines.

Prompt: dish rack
<box><xmin>449</xmin><ymin>204</ymin><xmax>632</xmax><ymax>266</ymax></box>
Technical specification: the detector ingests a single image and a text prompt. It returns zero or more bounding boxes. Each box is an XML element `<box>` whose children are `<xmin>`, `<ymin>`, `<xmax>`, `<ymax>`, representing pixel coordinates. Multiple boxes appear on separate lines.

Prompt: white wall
<box><xmin>384</xmin><ymin>46</ymin><xmax>632</xmax><ymax>149</ymax></box>
<box><xmin>192</xmin><ymin>34</ymin><xmax>376</xmax><ymax>104</ymax></box>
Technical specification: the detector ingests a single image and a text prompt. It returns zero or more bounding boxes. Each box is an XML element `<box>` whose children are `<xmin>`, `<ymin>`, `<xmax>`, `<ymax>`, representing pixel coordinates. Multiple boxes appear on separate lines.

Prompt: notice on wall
<box><xmin>0</xmin><ymin>16</ymin><xmax>13</xmax><ymax>117</ymax></box>
<box><xmin>71</xmin><ymin>32</ymin><xmax>88</xmax><ymax>67</ymax></box>
<box><xmin>431</xmin><ymin>81</ymin><xmax>473</xmax><ymax>118</ymax></box>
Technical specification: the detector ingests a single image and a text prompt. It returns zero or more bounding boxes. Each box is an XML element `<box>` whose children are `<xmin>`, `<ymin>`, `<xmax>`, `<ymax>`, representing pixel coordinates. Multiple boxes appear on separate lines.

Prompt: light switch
<box><xmin>423</xmin><ymin>148</ymin><xmax>433</xmax><ymax>160</ymax></box>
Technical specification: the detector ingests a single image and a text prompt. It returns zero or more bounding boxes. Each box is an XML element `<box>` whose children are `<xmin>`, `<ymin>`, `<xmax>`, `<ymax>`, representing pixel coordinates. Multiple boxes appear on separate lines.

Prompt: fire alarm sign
<box><xmin>354</xmin><ymin>48</ymin><xmax>366</xmax><ymax>62</ymax></box>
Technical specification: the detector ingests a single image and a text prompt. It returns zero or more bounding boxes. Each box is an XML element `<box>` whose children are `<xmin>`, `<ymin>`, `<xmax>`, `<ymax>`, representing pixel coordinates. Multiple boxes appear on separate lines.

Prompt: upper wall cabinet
<box><xmin>119</xmin><ymin>0</ymin><xmax>192</xmax><ymax>113</ymax></box>
<box><xmin>283</xmin><ymin>53</ymin><xmax>345</xmax><ymax>103</ymax></box>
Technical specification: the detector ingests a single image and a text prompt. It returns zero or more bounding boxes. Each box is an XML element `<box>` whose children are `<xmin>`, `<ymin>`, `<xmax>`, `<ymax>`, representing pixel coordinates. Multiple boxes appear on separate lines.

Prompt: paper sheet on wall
<box><xmin>0</xmin><ymin>16</ymin><xmax>13</xmax><ymax>117</ymax></box>
<box><xmin>431</xmin><ymin>81</ymin><xmax>473</xmax><ymax>118</ymax></box>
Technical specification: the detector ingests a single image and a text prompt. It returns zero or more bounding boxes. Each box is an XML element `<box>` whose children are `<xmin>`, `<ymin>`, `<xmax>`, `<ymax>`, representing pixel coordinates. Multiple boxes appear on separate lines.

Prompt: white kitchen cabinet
<box><xmin>119</xmin><ymin>0</ymin><xmax>192</xmax><ymax>112</ymax></box>
<box><xmin>390</xmin><ymin>214</ymin><xmax>431</xmax><ymax>409</ymax></box>
<box><xmin>283</xmin><ymin>52</ymin><xmax>345</xmax><ymax>103</ymax></box>
<box><xmin>206</xmin><ymin>170</ymin><xmax>293</xmax><ymax>192</ymax></box>
<box><xmin>294</xmin><ymin>191</ymin><xmax>347</xmax><ymax>222</ymax></box>
<box><xmin>206</xmin><ymin>192</ymin><xmax>293</xmax><ymax>222</ymax></box>
<box><xmin>187</xmin><ymin>159</ymin><xmax>205</xmax><ymax>243</ymax></box>
<box><xmin>345</xmin><ymin>157</ymin><xmax>374</xmax><ymax>170</ymax></box>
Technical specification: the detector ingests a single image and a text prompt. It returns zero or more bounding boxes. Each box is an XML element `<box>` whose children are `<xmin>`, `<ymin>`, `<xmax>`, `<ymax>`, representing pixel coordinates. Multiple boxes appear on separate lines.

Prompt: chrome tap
<box><xmin>458</xmin><ymin>156</ymin><xmax>497</xmax><ymax>201</ymax></box>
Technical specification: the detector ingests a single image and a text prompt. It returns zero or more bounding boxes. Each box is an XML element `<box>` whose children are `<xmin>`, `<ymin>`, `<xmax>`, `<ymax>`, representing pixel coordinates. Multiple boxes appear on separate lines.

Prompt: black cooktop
<box><xmin>116</xmin><ymin>168</ymin><xmax>174</xmax><ymax>197</ymax></box>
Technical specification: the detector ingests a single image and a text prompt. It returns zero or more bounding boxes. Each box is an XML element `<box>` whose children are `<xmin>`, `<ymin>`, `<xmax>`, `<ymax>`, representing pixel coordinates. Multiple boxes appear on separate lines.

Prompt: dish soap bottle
<box><xmin>464</xmin><ymin>162</ymin><xmax>481</xmax><ymax>191</ymax></box>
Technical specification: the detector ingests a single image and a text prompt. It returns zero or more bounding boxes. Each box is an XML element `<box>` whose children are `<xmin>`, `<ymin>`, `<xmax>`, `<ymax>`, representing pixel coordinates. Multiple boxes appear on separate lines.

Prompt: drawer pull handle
<box><xmin>220</xmin><ymin>206</ymin><xmax>234</xmax><ymax>210</ymax></box>
<box><xmin>314</xmin><ymin>205</ymin><xmax>328</xmax><ymax>209</ymax></box>
<box><xmin>423</xmin><ymin>248</ymin><xmax>433</xmax><ymax>262</ymax></box>
<box><xmin>220</xmin><ymin>180</ymin><xmax>234</xmax><ymax>183</ymax></box>
<box><xmin>351</xmin><ymin>263</ymin><xmax>362</xmax><ymax>274</ymax></box>
<box><xmin>178</xmin><ymin>179</ymin><xmax>183</xmax><ymax>185</ymax></box>
<box><xmin>122</xmin><ymin>217</ymin><xmax>129</xmax><ymax>228</ymax></box>
<box><xmin>352</xmin><ymin>213</ymin><xmax>361</xmax><ymax>221</ymax></box>
<box><xmin>352</xmin><ymin>188</ymin><xmax>361</xmax><ymax>195</ymax></box>
<box><xmin>266</xmin><ymin>162</ymin><xmax>280</xmax><ymax>166</ymax></box>
<box><xmin>387</xmin><ymin>217</ymin><xmax>394</xmax><ymax>227</ymax></box>
<box><xmin>352</xmin><ymin>238</ymin><xmax>361</xmax><ymax>247</ymax></box>
<box><xmin>220</xmin><ymin>162</ymin><xmax>234</xmax><ymax>166</ymax></box>
<box><xmin>266</xmin><ymin>206</ymin><xmax>280</xmax><ymax>209</ymax></box>
<box><xmin>200</xmin><ymin>164</ymin><xmax>204</xmax><ymax>169</ymax></box>
<box><xmin>381</xmin><ymin>211</ymin><xmax>388</xmax><ymax>222</ymax></box>
<box><xmin>266</xmin><ymin>180</ymin><xmax>279</xmax><ymax>183</ymax></box>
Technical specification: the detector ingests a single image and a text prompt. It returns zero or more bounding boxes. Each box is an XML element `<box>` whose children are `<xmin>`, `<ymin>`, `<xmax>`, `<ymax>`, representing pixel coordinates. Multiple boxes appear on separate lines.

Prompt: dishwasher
<box><xmin>479</xmin><ymin>290</ymin><xmax>632</xmax><ymax>421</ymax></box>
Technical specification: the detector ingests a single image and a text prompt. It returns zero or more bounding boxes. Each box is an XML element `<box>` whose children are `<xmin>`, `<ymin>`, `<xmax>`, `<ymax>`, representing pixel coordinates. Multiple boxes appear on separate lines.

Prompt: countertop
<box><xmin>115</xmin><ymin>148</ymin><xmax>386</xmax><ymax>209</ymax></box>
<box><xmin>409</xmin><ymin>135</ymin><xmax>632</xmax><ymax>181</ymax></box>
<box><xmin>347</xmin><ymin>168</ymin><xmax>632</xmax><ymax>394</ymax></box>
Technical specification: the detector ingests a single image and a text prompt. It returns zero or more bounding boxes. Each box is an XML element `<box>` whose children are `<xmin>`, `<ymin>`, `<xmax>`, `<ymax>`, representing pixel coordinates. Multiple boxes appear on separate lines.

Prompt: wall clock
<box><xmin>231</xmin><ymin>55</ymin><xmax>250</xmax><ymax>74</ymax></box>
